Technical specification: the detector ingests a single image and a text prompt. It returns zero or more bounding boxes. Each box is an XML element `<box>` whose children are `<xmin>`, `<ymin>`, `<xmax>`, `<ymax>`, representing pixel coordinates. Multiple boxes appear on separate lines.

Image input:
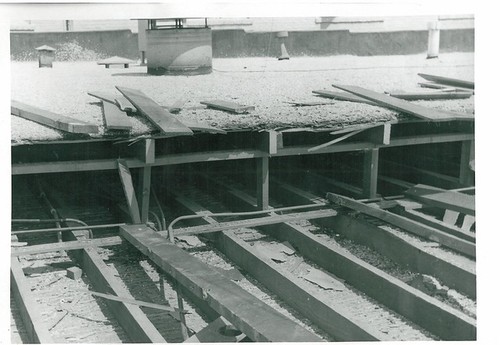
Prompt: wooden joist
<box><xmin>327</xmin><ymin>192</ymin><xmax>475</xmax><ymax>258</ymax></box>
<box><xmin>11</xmin><ymin>258</ymin><xmax>54</xmax><ymax>343</ymax></box>
<box><xmin>331</xmin><ymin>84</ymin><xmax>474</xmax><ymax>122</ymax></box>
<box><xmin>404</xmin><ymin>184</ymin><xmax>475</xmax><ymax>216</ymax></box>
<box><xmin>418</xmin><ymin>73</ymin><xmax>474</xmax><ymax>90</ymax></box>
<box><xmin>116</xmin><ymin>86</ymin><xmax>193</xmax><ymax>136</ymax></box>
<box><xmin>11</xmin><ymin>236</ymin><xmax>123</xmax><ymax>256</ymax></box>
<box><xmin>387</xmin><ymin>90</ymin><xmax>472</xmax><ymax>100</ymax></box>
<box><xmin>119</xmin><ymin>224</ymin><xmax>322</xmax><ymax>342</ymax></box>
<box><xmin>312</xmin><ymin>90</ymin><xmax>378</xmax><ymax>105</ymax></box>
<box><xmin>11</xmin><ymin>100</ymin><xmax>99</xmax><ymax>134</ymax></box>
<box><xmin>102</xmin><ymin>101</ymin><xmax>133</xmax><ymax>131</ymax></box>
<box><xmin>200</xmin><ymin>100</ymin><xmax>255</xmax><ymax>114</ymax></box>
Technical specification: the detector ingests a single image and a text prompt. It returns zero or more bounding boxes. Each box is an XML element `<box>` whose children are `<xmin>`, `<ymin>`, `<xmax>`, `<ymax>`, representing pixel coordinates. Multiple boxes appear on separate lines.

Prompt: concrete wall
<box><xmin>10</xmin><ymin>27</ymin><xmax>473</xmax><ymax>61</ymax></box>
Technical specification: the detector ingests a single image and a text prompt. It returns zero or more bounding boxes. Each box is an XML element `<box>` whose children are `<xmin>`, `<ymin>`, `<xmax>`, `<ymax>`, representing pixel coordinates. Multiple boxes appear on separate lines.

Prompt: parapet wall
<box><xmin>10</xmin><ymin>28</ymin><xmax>474</xmax><ymax>61</ymax></box>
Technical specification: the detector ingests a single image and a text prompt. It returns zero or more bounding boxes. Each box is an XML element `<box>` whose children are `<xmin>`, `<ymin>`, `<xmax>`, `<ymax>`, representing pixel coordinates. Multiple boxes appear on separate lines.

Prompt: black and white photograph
<box><xmin>1</xmin><ymin>1</ymin><xmax>496</xmax><ymax>344</ymax></box>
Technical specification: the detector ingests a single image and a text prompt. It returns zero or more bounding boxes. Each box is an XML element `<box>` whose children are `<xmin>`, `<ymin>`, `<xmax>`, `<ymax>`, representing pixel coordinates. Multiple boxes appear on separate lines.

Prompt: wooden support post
<box><xmin>363</xmin><ymin>148</ymin><xmax>379</xmax><ymax>198</ymax></box>
<box><xmin>138</xmin><ymin>166</ymin><xmax>152</xmax><ymax>223</ymax></box>
<box><xmin>117</xmin><ymin>160</ymin><xmax>141</xmax><ymax>224</ymax></box>
<box><xmin>11</xmin><ymin>258</ymin><xmax>54</xmax><ymax>343</ymax></box>
<box><xmin>256</xmin><ymin>156</ymin><xmax>269</xmax><ymax>210</ymax></box>
<box><xmin>459</xmin><ymin>140</ymin><xmax>474</xmax><ymax>186</ymax></box>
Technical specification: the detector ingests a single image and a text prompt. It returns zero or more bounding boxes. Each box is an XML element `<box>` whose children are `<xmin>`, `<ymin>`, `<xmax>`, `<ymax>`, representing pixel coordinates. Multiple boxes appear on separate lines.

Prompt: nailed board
<box><xmin>418</xmin><ymin>73</ymin><xmax>474</xmax><ymax>90</ymax></box>
<box><xmin>88</xmin><ymin>91</ymin><xmax>137</xmax><ymax>113</ymax></box>
<box><xmin>388</xmin><ymin>91</ymin><xmax>472</xmax><ymax>100</ymax></box>
<box><xmin>331</xmin><ymin>84</ymin><xmax>474</xmax><ymax>122</ymax></box>
<box><xmin>200</xmin><ymin>100</ymin><xmax>255</xmax><ymax>114</ymax></box>
<box><xmin>312</xmin><ymin>90</ymin><xmax>378</xmax><ymax>105</ymax></box>
<box><xmin>102</xmin><ymin>101</ymin><xmax>133</xmax><ymax>131</ymax></box>
<box><xmin>11</xmin><ymin>100</ymin><xmax>99</xmax><ymax>134</ymax></box>
<box><xmin>120</xmin><ymin>224</ymin><xmax>322</xmax><ymax>342</ymax></box>
<box><xmin>405</xmin><ymin>184</ymin><xmax>475</xmax><ymax>216</ymax></box>
<box><xmin>117</xmin><ymin>86</ymin><xmax>193</xmax><ymax>136</ymax></box>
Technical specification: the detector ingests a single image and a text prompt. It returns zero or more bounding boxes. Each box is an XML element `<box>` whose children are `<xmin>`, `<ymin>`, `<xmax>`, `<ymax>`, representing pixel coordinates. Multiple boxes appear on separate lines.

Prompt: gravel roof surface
<box><xmin>11</xmin><ymin>52</ymin><xmax>474</xmax><ymax>144</ymax></box>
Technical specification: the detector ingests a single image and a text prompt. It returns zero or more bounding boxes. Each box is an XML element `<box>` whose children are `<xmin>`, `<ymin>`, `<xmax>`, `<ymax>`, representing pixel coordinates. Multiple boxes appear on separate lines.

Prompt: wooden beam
<box><xmin>256</xmin><ymin>157</ymin><xmax>269</xmax><ymax>210</ymax></box>
<box><xmin>11</xmin><ymin>236</ymin><xmax>123</xmax><ymax>256</ymax></box>
<box><xmin>102</xmin><ymin>101</ymin><xmax>133</xmax><ymax>131</ymax></box>
<box><xmin>199</xmin><ymin>179</ymin><xmax>476</xmax><ymax>340</ymax></box>
<box><xmin>88</xmin><ymin>91</ymin><xmax>137</xmax><ymax>113</ymax></box>
<box><xmin>387</xmin><ymin>90</ymin><xmax>472</xmax><ymax>100</ymax></box>
<box><xmin>308</xmin><ymin>129</ymin><xmax>365</xmax><ymax>152</ymax></box>
<box><xmin>116</xmin><ymin>86</ymin><xmax>193</xmax><ymax>136</ymax></box>
<box><xmin>418</xmin><ymin>73</ymin><xmax>474</xmax><ymax>90</ymax></box>
<box><xmin>119</xmin><ymin>224</ymin><xmax>322</xmax><ymax>342</ymax></box>
<box><xmin>185</xmin><ymin>317</ymin><xmax>247</xmax><ymax>343</ymax></box>
<box><xmin>138</xmin><ymin>165</ymin><xmax>152</xmax><ymax>222</ymax></box>
<box><xmin>11</xmin><ymin>258</ymin><xmax>54</xmax><ymax>343</ymax></box>
<box><xmin>11</xmin><ymin>100</ymin><xmax>99</xmax><ymax>134</ymax></box>
<box><xmin>270</xmin><ymin>182</ymin><xmax>476</xmax><ymax>299</ymax></box>
<box><xmin>363</xmin><ymin>148</ymin><xmax>379</xmax><ymax>198</ymax></box>
<box><xmin>312</xmin><ymin>90</ymin><xmax>378</xmax><ymax>105</ymax></box>
<box><xmin>331</xmin><ymin>84</ymin><xmax>474</xmax><ymax>122</ymax></box>
<box><xmin>404</xmin><ymin>184</ymin><xmax>475</xmax><ymax>216</ymax></box>
<box><xmin>117</xmin><ymin>160</ymin><xmax>142</xmax><ymax>224</ymax></box>
<box><xmin>200</xmin><ymin>100</ymin><xmax>255</xmax><ymax>114</ymax></box>
<box><xmin>327</xmin><ymin>192</ymin><xmax>475</xmax><ymax>258</ymax></box>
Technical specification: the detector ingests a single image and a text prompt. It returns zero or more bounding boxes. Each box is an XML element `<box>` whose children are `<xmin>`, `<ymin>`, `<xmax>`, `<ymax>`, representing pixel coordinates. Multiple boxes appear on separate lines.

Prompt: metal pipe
<box><xmin>167</xmin><ymin>203</ymin><xmax>326</xmax><ymax>242</ymax></box>
<box><xmin>13</xmin><ymin>218</ymin><xmax>91</xmax><ymax>224</ymax></box>
<box><xmin>148</xmin><ymin>211</ymin><xmax>163</xmax><ymax>232</ymax></box>
<box><xmin>152</xmin><ymin>189</ymin><xmax>167</xmax><ymax>232</ymax></box>
<box><xmin>12</xmin><ymin>223</ymin><xmax>127</xmax><ymax>235</ymax></box>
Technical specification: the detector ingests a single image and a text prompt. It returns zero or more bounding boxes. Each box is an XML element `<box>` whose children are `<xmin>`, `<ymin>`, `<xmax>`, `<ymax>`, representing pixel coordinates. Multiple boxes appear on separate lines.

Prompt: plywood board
<box><xmin>102</xmin><ymin>101</ymin><xmax>133</xmax><ymax>131</ymax></box>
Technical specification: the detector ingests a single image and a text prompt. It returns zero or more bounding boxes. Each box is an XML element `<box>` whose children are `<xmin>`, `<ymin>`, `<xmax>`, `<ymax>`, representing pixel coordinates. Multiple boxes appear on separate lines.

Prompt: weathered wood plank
<box><xmin>11</xmin><ymin>258</ymin><xmax>54</xmax><ymax>343</ymax></box>
<box><xmin>331</xmin><ymin>84</ymin><xmax>474</xmax><ymax>121</ymax></box>
<box><xmin>185</xmin><ymin>317</ymin><xmax>247</xmax><ymax>343</ymax></box>
<box><xmin>11</xmin><ymin>236</ymin><xmax>123</xmax><ymax>256</ymax></box>
<box><xmin>11</xmin><ymin>100</ymin><xmax>99</xmax><ymax>134</ymax></box>
<box><xmin>327</xmin><ymin>192</ymin><xmax>475</xmax><ymax>258</ymax></box>
<box><xmin>418</xmin><ymin>73</ymin><xmax>474</xmax><ymax>90</ymax></box>
<box><xmin>405</xmin><ymin>184</ymin><xmax>475</xmax><ymax>216</ymax></box>
<box><xmin>363</xmin><ymin>148</ymin><xmax>380</xmax><ymax>198</ymax></box>
<box><xmin>312</xmin><ymin>90</ymin><xmax>378</xmax><ymax>105</ymax></box>
<box><xmin>119</xmin><ymin>224</ymin><xmax>322</xmax><ymax>342</ymax></box>
<box><xmin>200</xmin><ymin>100</ymin><xmax>255</xmax><ymax>114</ymax></box>
<box><xmin>387</xmin><ymin>90</ymin><xmax>472</xmax><ymax>100</ymax></box>
<box><xmin>102</xmin><ymin>101</ymin><xmax>133</xmax><ymax>131</ymax></box>
<box><xmin>116</xmin><ymin>86</ymin><xmax>193</xmax><ymax>136</ymax></box>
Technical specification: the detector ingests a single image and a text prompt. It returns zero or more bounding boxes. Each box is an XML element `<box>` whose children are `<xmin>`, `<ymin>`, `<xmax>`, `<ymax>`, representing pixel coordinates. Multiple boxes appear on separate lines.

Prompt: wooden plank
<box><xmin>88</xmin><ymin>91</ymin><xmax>137</xmax><ymax>113</ymax></box>
<box><xmin>387</xmin><ymin>90</ymin><xmax>472</xmax><ymax>100</ymax></box>
<box><xmin>312</xmin><ymin>90</ymin><xmax>378</xmax><ymax>105</ymax></box>
<box><xmin>396</xmin><ymin>207</ymin><xmax>475</xmax><ymax>243</ymax></box>
<box><xmin>200</xmin><ymin>179</ymin><xmax>476</xmax><ymax>340</ymax></box>
<box><xmin>116</xmin><ymin>86</ymin><xmax>193</xmax><ymax>136</ymax></box>
<box><xmin>11</xmin><ymin>258</ymin><xmax>54</xmax><ymax>343</ymax></box>
<box><xmin>169</xmin><ymin>208</ymin><xmax>337</xmax><ymax>237</ymax></box>
<box><xmin>331</xmin><ymin>84</ymin><xmax>474</xmax><ymax>121</ymax></box>
<box><xmin>119</xmin><ymin>224</ymin><xmax>322</xmax><ymax>342</ymax></box>
<box><xmin>327</xmin><ymin>192</ymin><xmax>475</xmax><ymax>258</ymax></box>
<box><xmin>256</xmin><ymin>156</ymin><xmax>269</xmax><ymax>210</ymax></box>
<box><xmin>171</xmin><ymin>194</ymin><xmax>382</xmax><ymax>341</ymax></box>
<box><xmin>418</xmin><ymin>73</ymin><xmax>474</xmax><ymax>90</ymax></box>
<box><xmin>285</xmin><ymin>101</ymin><xmax>335</xmax><ymax>107</ymax></box>
<box><xmin>11</xmin><ymin>236</ymin><xmax>123</xmax><ymax>256</ymax></box>
<box><xmin>117</xmin><ymin>160</ymin><xmax>142</xmax><ymax>224</ymax></box>
<box><xmin>308</xmin><ymin>129</ymin><xmax>365</xmax><ymax>152</ymax></box>
<box><xmin>269</xmin><ymin>182</ymin><xmax>476</xmax><ymax>299</ymax></box>
<box><xmin>177</xmin><ymin>118</ymin><xmax>226</xmax><ymax>134</ymax></box>
<box><xmin>102</xmin><ymin>101</ymin><xmax>133</xmax><ymax>131</ymax></box>
<box><xmin>200</xmin><ymin>100</ymin><xmax>255</xmax><ymax>114</ymax></box>
<box><xmin>11</xmin><ymin>100</ymin><xmax>99</xmax><ymax>134</ymax></box>
<box><xmin>404</xmin><ymin>184</ymin><xmax>475</xmax><ymax>216</ymax></box>
<box><xmin>138</xmin><ymin>165</ymin><xmax>152</xmax><ymax>222</ymax></box>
